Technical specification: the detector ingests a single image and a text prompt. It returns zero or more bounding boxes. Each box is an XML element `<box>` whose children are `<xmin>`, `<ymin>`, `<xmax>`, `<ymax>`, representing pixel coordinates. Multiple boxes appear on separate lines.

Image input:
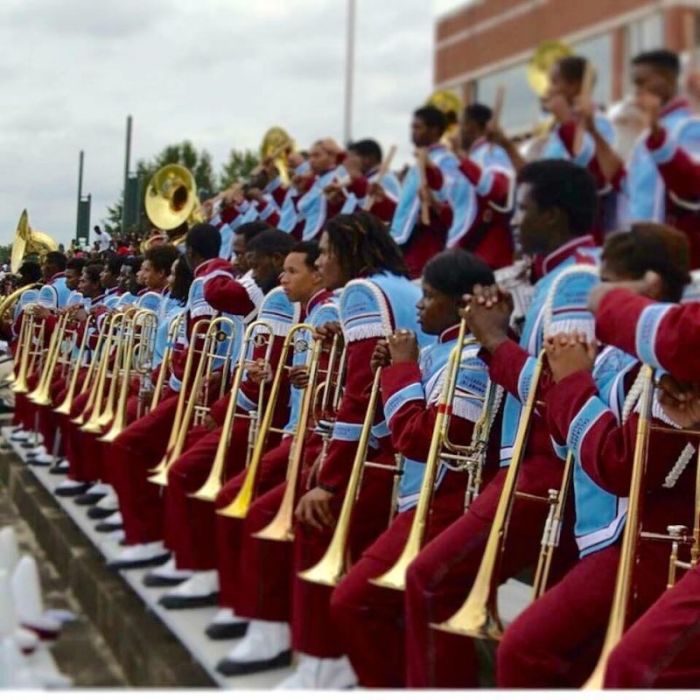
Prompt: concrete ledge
<box><xmin>0</xmin><ymin>452</ymin><xmax>214</xmax><ymax>688</ymax></box>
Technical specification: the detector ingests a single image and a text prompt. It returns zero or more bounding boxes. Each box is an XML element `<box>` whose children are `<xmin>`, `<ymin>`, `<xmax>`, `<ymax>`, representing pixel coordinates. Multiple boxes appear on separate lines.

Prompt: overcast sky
<box><xmin>0</xmin><ymin>0</ymin><xmax>470</xmax><ymax>247</ymax></box>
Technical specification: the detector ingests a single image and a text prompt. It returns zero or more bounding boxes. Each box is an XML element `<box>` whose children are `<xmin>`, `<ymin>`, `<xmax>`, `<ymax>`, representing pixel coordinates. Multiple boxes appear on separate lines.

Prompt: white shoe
<box><xmin>0</xmin><ymin>527</ymin><xmax>20</xmax><ymax>573</ymax></box>
<box><xmin>0</xmin><ymin>637</ymin><xmax>35</xmax><ymax>687</ymax></box>
<box><xmin>226</xmin><ymin>621</ymin><xmax>290</xmax><ymax>663</ymax></box>
<box><xmin>57</xmin><ymin>458</ymin><xmax>69</xmax><ymax>469</ymax></box>
<box><xmin>10</xmin><ymin>430</ymin><xmax>30</xmax><ymax>442</ymax></box>
<box><xmin>150</xmin><ymin>557</ymin><xmax>194</xmax><ymax>580</ymax></box>
<box><xmin>103</xmin><ymin>511</ymin><xmax>123</xmax><ymax>526</ymax></box>
<box><xmin>94</xmin><ymin>493</ymin><xmax>119</xmax><ymax>510</ymax></box>
<box><xmin>163</xmin><ymin>570</ymin><xmax>218</xmax><ymax>597</ymax></box>
<box><xmin>28</xmin><ymin>453</ymin><xmax>53</xmax><ymax>466</ymax></box>
<box><xmin>106</xmin><ymin>542</ymin><xmax>169</xmax><ymax>570</ymax></box>
<box><xmin>210</xmin><ymin>608</ymin><xmax>246</xmax><ymax>626</ymax></box>
<box><xmin>86</xmin><ymin>483</ymin><xmax>112</xmax><ymax>497</ymax></box>
<box><xmin>105</xmin><ymin>529</ymin><xmax>125</xmax><ymax>542</ymax></box>
<box><xmin>11</xmin><ymin>555</ymin><xmax>60</xmax><ymax>638</ymax></box>
<box><xmin>275</xmin><ymin>653</ymin><xmax>358</xmax><ymax>689</ymax></box>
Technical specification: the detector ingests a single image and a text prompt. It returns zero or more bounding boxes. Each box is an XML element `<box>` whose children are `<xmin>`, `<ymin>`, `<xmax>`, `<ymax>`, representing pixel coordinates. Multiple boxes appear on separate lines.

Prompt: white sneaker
<box><xmin>216</xmin><ymin>621</ymin><xmax>291</xmax><ymax>675</ymax></box>
<box><xmin>103</xmin><ymin>511</ymin><xmax>123</xmax><ymax>527</ymax></box>
<box><xmin>57</xmin><ymin>458</ymin><xmax>69</xmax><ymax>469</ymax></box>
<box><xmin>158</xmin><ymin>570</ymin><xmax>219</xmax><ymax>609</ymax></box>
<box><xmin>210</xmin><ymin>608</ymin><xmax>246</xmax><ymax>625</ymax></box>
<box><xmin>94</xmin><ymin>493</ymin><xmax>119</xmax><ymax>510</ymax></box>
<box><xmin>105</xmin><ymin>529</ymin><xmax>125</xmax><ymax>542</ymax></box>
<box><xmin>86</xmin><ymin>483</ymin><xmax>113</xmax><ymax>497</ymax></box>
<box><xmin>10</xmin><ymin>430</ymin><xmax>31</xmax><ymax>442</ymax></box>
<box><xmin>275</xmin><ymin>653</ymin><xmax>358</xmax><ymax>689</ymax></box>
<box><xmin>28</xmin><ymin>453</ymin><xmax>53</xmax><ymax>466</ymax></box>
<box><xmin>106</xmin><ymin>542</ymin><xmax>169</xmax><ymax>570</ymax></box>
<box><xmin>150</xmin><ymin>557</ymin><xmax>194</xmax><ymax>580</ymax></box>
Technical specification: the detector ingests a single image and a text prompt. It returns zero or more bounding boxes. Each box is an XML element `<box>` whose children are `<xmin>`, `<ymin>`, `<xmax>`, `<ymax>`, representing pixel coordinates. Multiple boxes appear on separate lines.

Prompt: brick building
<box><xmin>434</xmin><ymin>0</ymin><xmax>700</xmax><ymax>133</ymax></box>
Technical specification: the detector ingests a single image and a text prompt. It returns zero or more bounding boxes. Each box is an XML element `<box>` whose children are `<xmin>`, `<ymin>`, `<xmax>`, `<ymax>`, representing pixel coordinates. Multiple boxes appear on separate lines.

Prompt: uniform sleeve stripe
<box><xmin>635</xmin><ymin>303</ymin><xmax>673</xmax><ymax>369</ymax></box>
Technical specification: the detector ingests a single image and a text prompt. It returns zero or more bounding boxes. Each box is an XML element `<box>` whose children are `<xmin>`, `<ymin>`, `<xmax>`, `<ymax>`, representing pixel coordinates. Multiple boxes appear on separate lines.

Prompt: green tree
<box><xmin>219</xmin><ymin>148</ymin><xmax>259</xmax><ymax>190</ymax></box>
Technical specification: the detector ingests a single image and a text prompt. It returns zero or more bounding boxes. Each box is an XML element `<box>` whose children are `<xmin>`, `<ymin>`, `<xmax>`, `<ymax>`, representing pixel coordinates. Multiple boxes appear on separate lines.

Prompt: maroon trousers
<box><xmin>496</xmin><ymin>539</ymin><xmax>672</xmax><ymax>688</ymax></box>
<box><xmin>404</xmin><ymin>464</ymin><xmax>578</xmax><ymax>688</ymax></box>
<box><xmin>291</xmin><ymin>451</ymin><xmax>396</xmax><ymax>659</ymax></box>
<box><xmin>330</xmin><ymin>470</ymin><xmax>470</xmax><ymax>688</ymax></box>
<box><xmin>605</xmin><ymin>565</ymin><xmax>700</xmax><ymax>688</ymax></box>
<box><xmin>109</xmin><ymin>394</ymin><xmax>179</xmax><ymax>544</ymax></box>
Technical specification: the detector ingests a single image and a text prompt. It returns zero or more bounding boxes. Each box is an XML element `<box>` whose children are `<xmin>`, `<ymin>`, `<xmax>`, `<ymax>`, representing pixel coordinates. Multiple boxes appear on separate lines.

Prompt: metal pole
<box><xmin>76</xmin><ymin>150</ymin><xmax>84</xmax><ymax>246</ymax></box>
<box><xmin>343</xmin><ymin>0</ymin><xmax>356</xmax><ymax>145</ymax></box>
<box><xmin>121</xmin><ymin>115</ymin><xmax>133</xmax><ymax>235</ymax></box>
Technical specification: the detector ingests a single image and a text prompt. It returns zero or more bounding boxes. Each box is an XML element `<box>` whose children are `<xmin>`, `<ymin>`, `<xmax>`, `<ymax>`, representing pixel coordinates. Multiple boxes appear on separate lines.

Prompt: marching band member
<box><xmin>99</xmin><ymin>256</ymin><xmax>124</xmax><ymax>308</ymax></box>
<box><xmin>330</xmin><ymin>249</ymin><xmax>500</xmax><ymax>688</ymax></box>
<box><xmin>403</xmin><ymin>159</ymin><xmax>599</xmax><ymax>687</ymax></box>
<box><xmin>278</xmin><ymin>211</ymin><xmax>429</xmax><ymax>689</ymax></box>
<box><xmin>152</xmin><ymin>230</ymin><xmax>295</xmax><ymax>606</ymax></box>
<box><xmin>211</xmin><ymin>241</ymin><xmax>334</xmax><ymax>674</ymax></box>
<box><xmin>585</xmin><ymin>256</ymin><xmax>700</xmax><ymax>688</ymax></box>
<box><xmin>496</xmin><ymin>223</ymin><xmax>692</xmax><ymax>688</ymax></box>
<box><xmin>328</xmin><ymin>139</ymin><xmax>401</xmax><ymax>222</ymax></box>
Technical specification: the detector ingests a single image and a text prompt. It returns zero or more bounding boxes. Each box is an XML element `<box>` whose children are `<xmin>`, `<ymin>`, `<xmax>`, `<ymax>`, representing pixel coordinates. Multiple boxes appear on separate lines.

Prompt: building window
<box><xmin>572</xmin><ymin>33</ymin><xmax>613</xmax><ymax>107</ymax></box>
<box><xmin>627</xmin><ymin>12</ymin><xmax>664</xmax><ymax>60</ymax></box>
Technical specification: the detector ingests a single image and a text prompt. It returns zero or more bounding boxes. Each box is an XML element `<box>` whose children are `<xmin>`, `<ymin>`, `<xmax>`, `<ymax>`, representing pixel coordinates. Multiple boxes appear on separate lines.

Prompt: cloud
<box><xmin>0</xmin><ymin>0</ymin><xmax>433</xmax><ymax>246</ymax></box>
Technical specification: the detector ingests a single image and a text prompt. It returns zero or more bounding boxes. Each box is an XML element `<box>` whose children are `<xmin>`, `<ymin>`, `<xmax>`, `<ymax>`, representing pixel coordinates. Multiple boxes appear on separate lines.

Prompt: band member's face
<box><xmin>100</xmin><ymin>265</ymin><xmax>117</xmax><ymax>290</ymax></box>
<box><xmin>316</xmin><ymin>231</ymin><xmax>345</xmax><ymax>290</ymax></box>
<box><xmin>280</xmin><ymin>252</ymin><xmax>322</xmax><ymax>304</ymax></box>
<box><xmin>167</xmin><ymin>260</ymin><xmax>178</xmax><ymax>289</ymax></box>
<box><xmin>461</xmin><ymin>117</ymin><xmax>481</xmax><ymax>150</ymax></box>
<box><xmin>65</xmin><ymin>268</ymin><xmax>81</xmax><ymax>290</ymax></box>
<box><xmin>411</xmin><ymin>117</ymin><xmax>434</xmax><ymax>148</ymax></box>
<box><xmin>141</xmin><ymin>260</ymin><xmax>167</xmax><ymax>290</ymax></box>
<box><xmin>416</xmin><ymin>280</ymin><xmax>457</xmax><ymax>336</ymax></box>
<box><xmin>631</xmin><ymin>63</ymin><xmax>674</xmax><ymax>105</ymax></box>
<box><xmin>545</xmin><ymin>63</ymin><xmax>579</xmax><ymax>103</ymax></box>
<box><xmin>232</xmin><ymin>234</ymin><xmax>248</xmax><ymax>275</ymax></box>
<box><xmin>78</xmin><ymin>271</ymin><xmax>98</xmax><ymax>298</ymax></box>
<box><xmin>512</xmin><ymin>183</ymin><xmax>552</xmax><ymax>255</ymax></box>
<box><xmin>308</xmin><ymin>144</ymin><xmax>334</xmax><ymax>174</ymax></box>
<box><xmin>118</xmin><ymin>264</ymin><xmax>135</xmax><ymax>292</ymax></box>
<box><xmin>248</xmin><ymin>251</ymin><xmax>282</xmax><ymax>292</ymax></box>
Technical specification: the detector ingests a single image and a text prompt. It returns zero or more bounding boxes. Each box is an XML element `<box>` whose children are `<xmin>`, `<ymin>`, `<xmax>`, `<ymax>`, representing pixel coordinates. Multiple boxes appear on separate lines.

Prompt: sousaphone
<box><xmin>145</xmin><ymin>164</ymin><xmax>202</xmax><ymax>232</ymax></box>
<box><xmin>11</xmin><ymin>209</ymin><xmax>58</xmax><ymax>273</ymax></box>
<box><xmin>526</xmin><ymin>39</ymin><xmax>573</xmax><ymax>97</ymax></box>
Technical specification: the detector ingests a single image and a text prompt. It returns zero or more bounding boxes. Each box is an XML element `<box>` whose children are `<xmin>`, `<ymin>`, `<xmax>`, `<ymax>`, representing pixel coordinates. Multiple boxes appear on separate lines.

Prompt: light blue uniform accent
<box><xmin>37</xmin><ymin>275</ymin><xmax>70</xmax><ymax>309</ymax></box>
<box><xmin>541</xmin><ymin>113</ymin><xmax>615</xmax><ymax>167</ymax></box>
<box><xmin>219</xmin><ymin>223</ymin><xmax>234</xmax><ymax>260</ymax></box>
<box><xmin>340</xmin><ymin>171</ymin><xmax>402</xmax><ymax>214</ymax></box>
<box><xmin>279</xmin><ymin>161</ymin><xmax>312</xmax><ymax>233</ymax></box>
<box><xmin>298</xmin><ymin>167</ymin><xmax>345</xmax><ymax>241</ymax></box>
<box><xmin>635</xmin><ymin>303</ymin><xmax>673</xmax><ymax>370</ymax></box>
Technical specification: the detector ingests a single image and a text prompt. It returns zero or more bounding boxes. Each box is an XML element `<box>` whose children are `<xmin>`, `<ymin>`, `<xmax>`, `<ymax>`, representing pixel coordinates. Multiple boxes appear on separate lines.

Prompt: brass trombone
<box><xmin>149</xmin><ymin>312</ymin><xmax>186</xmax><ymax>412</ymax></box>
<box><xmin>432</xmin><ymin>351</ymin><xmax>545</xmax><ymax>640</ymax></box>
<box><xmin>190</xmin><ymin>318</ymin><xmax>276</xmax><ymax>502</ymax></box>
<box><xmin>148</xmin><ymin>316</ymin><xmax>240</xmax><ymax>487</ymax></box>
<box><xmin>216</xmin><ymin>323</ymin><xmax>321</xmax><ymax>517</ymax></box>
<box><xmin>27</xmin><ymin>312</ymin><xmax>73</xmax><ymax>406</ymax></box>
<box><xmin>371</xmin><ymin>323</ymin><xmax>502</xmax><ymax>592</ymax></box>
<box><xmin>12</xmin><ymin>306</ymin><xmax>48</xmax><ymax>395</ymax></box>
<box><xmin>298</xmin><ymin>362</ymin><xmax>401</xmax><ymax>587</ymax></box>
<box><xmin>254</xmin><ymin>332</ymin><xmax>344</xmax><ymax>542</ymax></box>
<box><xmin>100</xmin><ymin>309</ymin><xmax>158</xmax><ymax>444</ymax></box>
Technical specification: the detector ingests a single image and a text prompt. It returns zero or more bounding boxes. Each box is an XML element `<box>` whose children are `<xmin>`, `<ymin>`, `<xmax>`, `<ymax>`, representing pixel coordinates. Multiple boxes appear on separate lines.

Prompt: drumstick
<box><xmin>417</xmin><ymin>148</ymin><xmax>431</xmax><ymax>225</ymax></box>
<box><xmin>363</xmin><ymin>145</ymin><xmax>397</xmax><ymax>211</ymax></box>
<box><xmin>573</xmin><ymin>61</ymin><xmax>596</xmax><ymax>156</ymax></box>
<box><xmin>488</xmin><ymin>85</ymin><xmax>506</xmax><ymax>154</ymax></box>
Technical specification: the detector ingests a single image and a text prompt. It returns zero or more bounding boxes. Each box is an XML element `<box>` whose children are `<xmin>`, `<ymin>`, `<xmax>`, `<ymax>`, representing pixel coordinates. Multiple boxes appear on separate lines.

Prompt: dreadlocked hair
<box><xmin>325</xmin><ymin>211</ymin><xmax>408</xmax><ymax>281</ymax></box>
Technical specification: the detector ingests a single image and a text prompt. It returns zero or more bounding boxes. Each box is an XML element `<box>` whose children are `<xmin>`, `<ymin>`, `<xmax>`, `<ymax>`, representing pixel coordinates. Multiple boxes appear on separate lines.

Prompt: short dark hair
<box><xmin>603</xmin><ymin>223</ymin><xmax>690</xmax><ymax>303</ymax></box>
<box><xmin>45</xmin><ymin>251</ymin><xmax>67</xmax><ymax>271</ymax></box>
<box><xmin>413</xmin><ymin>106</ymin><xmax>447</xmax><ymax>136</ymax></box>
<box><xmin>325</xmin><ymin>211</ymin><xmax>408</xmax><ymax>280</ymax></box>
<box><xmin>83</xmin><ymin>263</ymin><xmax>103</xmax><ymax>286</ymax></box>
<box><xmin>632</xmin><ymin>49</ymin><xmax>680</xmax><ymax>77</ymax></box>
<box><xmin>234</xmin><ymin>220</ymin><xmax>271</xmax><ymax>242</ymax></box>
<box><xmin>290</xmin><ymin>241</ymin><xmax>321</xmax><ymax>270</ymax></box>
<box><xmin>557</xmin><ymin>55</ymin><xmax>589</xmax><ymax>84</ymax></box>
<box><xmin>123</xmin><ymin>255</ymin><xmax>142</xmax><ymax>272</ymax></box>
<box><xmin>423</xmin><ymin>249</ymin><xmax>495</xmax><ymax>298</ymax></box>
<box><xmin>104</xmin><ymin>255</ymin><xmax>124</xmax><ymax>277</ymax></box>
<box><xmin>518</xmin><ymin>160</ymin><xmax>597</xmax><ymax>236</ymax></box>
<box><xmin>145</xmin><ymin>244</ymin><xmax>179</xmax><ymax>274</ymax></box>
<box><xmin>171</xmin><ymin>254</ymin><xmax>193</xmax><ymax>303</ymax></box>
<box><xmin>464</xmin><ymin>103</ymin><xmax>493</xmax><ymax>129</ymax></box>
<box><xmin>66</xmin><ymin>258</ymin><xmax>86</xmax><ymax>274</ymax></box>
<box><xmin>246</xmin><ymin>229</ymin><xmax>295</xmax><ymax>257</ymax></box>
<box><xmin>348</xmin><ymin>139</ymin><xmax>382</xmax><ymax>164</ymax></box>
<box><xmin>18</xmin><ymin>261</ymin><xmax>42</xmax><ymax>283</ymax></box>
<box><xmin>186</xmin><ymin>223</ymin><xmax>221</xmax><ymax>260</ymax></box>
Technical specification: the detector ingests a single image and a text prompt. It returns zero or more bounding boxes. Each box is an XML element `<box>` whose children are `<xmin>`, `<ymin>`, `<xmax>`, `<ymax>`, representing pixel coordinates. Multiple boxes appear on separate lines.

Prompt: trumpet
<box><xmin>190</xmin><ymin>319</ymin><xmax>276</xmax><ymax>502</ymax></box>
<box><xmin>255</xmin><ymin>332</ymin><xmax>344</xmax><ymax>542</ymax></box>
<box><xmin>148</xmin><ymin>316</ymin><xmax>241</xmax><ymax>487</ymax></box>
<box><xmin>216</xmin><ymin>323</ymin><xmax>320</xmax><ymax>518</ymax></box>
